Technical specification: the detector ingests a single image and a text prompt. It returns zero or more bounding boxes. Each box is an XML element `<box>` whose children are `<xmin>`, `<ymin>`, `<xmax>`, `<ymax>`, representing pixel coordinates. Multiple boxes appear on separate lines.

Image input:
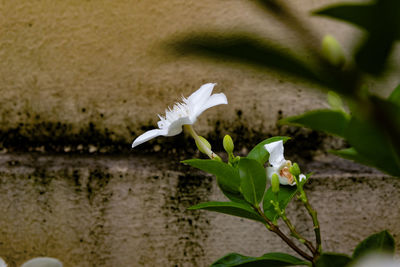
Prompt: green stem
<box><xmin>303</xmin><ymin>197</ymin><xmax>322</xmax><ymax>254</ymax></box>
<box><xmin>254</xmin><ymin>206</ymin><xmax>314</xmax><ymax>262</ymax></box>
<box><xmin>280</xmin><ymin>209</ymin><xmax>317</xmax><ymax>255</ymax></box>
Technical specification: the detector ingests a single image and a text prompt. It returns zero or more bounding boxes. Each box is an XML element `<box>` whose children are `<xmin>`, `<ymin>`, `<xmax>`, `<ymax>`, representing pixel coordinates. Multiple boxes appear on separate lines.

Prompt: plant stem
<box><xmin>184</xmin><ymin>125</ymin><xmax>219</xmax><ymax>159</ymax></box>
<box><xmin>254</xmin><ymin>207</ymin><xmax>314</xmax><ymax>262</ymax></box>
<box><xmin>302</xmin><ymin>197</ymin><xmax>322</xmax><ymax>254</ymax></box>
<box><xmin>280</xmin><ymin>209</ymin><xmax>317</xmax><ymax>255</ymax></box>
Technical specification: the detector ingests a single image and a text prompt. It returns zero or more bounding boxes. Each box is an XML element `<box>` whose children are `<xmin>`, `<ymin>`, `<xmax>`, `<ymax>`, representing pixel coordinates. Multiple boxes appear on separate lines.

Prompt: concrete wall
<box><xmin>1</xmin><ymin>0</ymin><xmax>398</xmax><ymax>152</ymax></box>
<box><xmin>1</xmin><ymin>0</ymin><xmax>400</xmax><ymax>266</ymax></box>
<box><xmin>0</xmin><ymin>153</ymin><xmax>399</xmax><ymax>267</ymax></box>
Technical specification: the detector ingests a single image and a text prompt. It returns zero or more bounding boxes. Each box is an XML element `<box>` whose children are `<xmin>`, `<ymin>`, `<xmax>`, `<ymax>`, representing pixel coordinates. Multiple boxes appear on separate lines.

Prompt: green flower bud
<box><xmin>195</xmin><ymin>136</ymin><xmax>211</xmax><ymax>155</ymax></box>
<box><xmin>290</xmin><ymin>163</ymin><xmax>301</xmax><ymax>177</ymax></box>
<box><xmin>271</xmin><ymin>173</ymin><xmax>280</xmax><ymax>193</ymax></box>
<box><xmin>327</xmin><ymin>91</ymin><xmax>345</xmax><ymax>112</ymax></box>
<box><xmin>321</xmin><ymin>34</ymin><xmax>345</xmax><ymax>68</ymax></box>
<box><xmin>223</xmin><ymin>135</ymin><xmax>234</xmax><ymax>154</ymax></box>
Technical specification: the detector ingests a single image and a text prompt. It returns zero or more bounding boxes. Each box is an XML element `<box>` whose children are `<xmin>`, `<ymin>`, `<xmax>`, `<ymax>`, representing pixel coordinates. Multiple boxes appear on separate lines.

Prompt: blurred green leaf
<box><xmin>329</xmin><ymin>147</ymin><xmax>373</xmax><ymax>167</ymax></box>
<box><xmin>247</xmin><ymin>136</ymin><xmax>290</xmax><ymax>165</ymax></box>
<box><xmin>182</xmin><ymin>159</ymin><xmax>240</xmax><ymax>193</ymax></box>
<box><xmin>189</xmin><ymin>201</ymin><xmax>263</xmax><ymax>223</ymax></box>
<box><xmin>263</xmin><ymin>185</ymin><xmax>297</xmax><ymax>222</ymax></box>
<box><xmin>211</xmin><ymin>252</ymin><xmax>309</xmax><ymax>267</ymax></box>
<box><xmin>315</xmin><ymin>253</ymin><xmax>352</xmax><ymax>267</ymax></box>
<box><xmin>313</xmin><ymin>4</ymin><xmax>374</xmax><ymax>30</ymax></box>
<box><xmin>352</xmin><ymin>230</ymin><xmax>395</xmax><ymax>260</ymax></box>
<box><xmin>238</xmin><ymin>158</ymin><xmax>267</xmax><ymax>206</ymax></box>
<box><xmin>345</xmin><ymin>116</ymin><xmax>400</xmax><ymax>176</ymax></box>
<box><xmin>314</xmin><ymin>1</ymin><xmax>400</xmax><ymax>74</ymax></box>
<box><xmin>388</xmin><ymin>83</ymin><xmax>400</xmax><ymax>105</ymax></box>
<box><xmin>175</xmin><ymin>34</ymin><xmax>326</xmax><ymax>84</ymax></box>
<box><xmin>280</xmin><ymin>109</ymin><xmax>349</xmax><ymax>137</ymax></box>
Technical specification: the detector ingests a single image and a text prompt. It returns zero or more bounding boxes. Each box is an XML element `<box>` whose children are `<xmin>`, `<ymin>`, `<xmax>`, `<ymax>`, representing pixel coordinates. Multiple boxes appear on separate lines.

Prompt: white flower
<box><xmin>0</xmin><ymin>257</ymin><xmax>63</xmax><ymax>267</ymax></box>
<box><xmin>132</xmin><ymin>83</ymin><xmax>227</xmax><ymax>148</ymax></box>
<box><xmin>0</xmin><ymin>257</ymin><xmax>6</xmax><ymax>267</ymax></box>
<box><xmin>264</xmin><ymin>140</ymin><xmax>306</xmax><ymax>185</ymax></box>
<box><xmin>21</xmin><ymin>257</ymin><xmax>63</xmax><ymax>267</ymax></box>
<box><xmin>353</xmin><ymin>253</ymin><xmax>400</xmax><ymax>267</ymax></box>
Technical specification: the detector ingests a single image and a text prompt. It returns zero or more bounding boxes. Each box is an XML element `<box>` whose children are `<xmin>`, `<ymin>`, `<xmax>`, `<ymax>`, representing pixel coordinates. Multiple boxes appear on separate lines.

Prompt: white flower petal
<box><xmin>0</xmin><ymin>257</ymin><xmax>7</xmax><ymax>267</ymax></box>
<box><xmin>165</xmin><ymin>117</ymin><xmax>192</xmax><ymax>136</ymax></box>
<box><xmin>278</xmin><ymin>175</ymin><xmax>292</xmax><ymax>185</ymax></box>
<box><xmin>265</xmin><ymin>140</ymin><xmax>285</xmax><ymax>167</ymax></box>
<box><xmin>299</xmin><ymin>174</ymin><xmax>306</xmax><ymax>182</ymax></box>
<box><xmin>132</xmin><ymin>129</ymin><xmax>168</xmax><ymax>148</ymax></box>
<box><xmin>266</xmin><ymin>166</ymin><xmax>277</xmax><ymax>182</ymax></box>
<box><xmin>192</xmin><ymin>93</ymin><xmax>228</xmax><ymax>120</ymax></box>
<box><xmin>188</xmin><ymin>83</ymin><xmax>216</xmax><ymax>111</ymax></box>
<box><xmin>21</xmin><ymin>257</ymin><xmax>63</xmax><ymax>267</ymax></box>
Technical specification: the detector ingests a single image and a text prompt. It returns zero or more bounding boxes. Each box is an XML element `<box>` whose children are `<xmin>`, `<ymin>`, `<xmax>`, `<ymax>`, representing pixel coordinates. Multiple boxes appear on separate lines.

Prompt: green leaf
<box><xmin>263</xmin><ymin>185</ymin><xmax>297</xmax><ymax>222</ymax></box>
<box><xmin>182</xmin><ymin>159</ymin><xmax>240</xmax><ymax>194</ymax></box>
<box><xmin>211</xmin><ymin>252</ymin><xmax>309</xmax><ymax>267</ymax></box>
<box><xmin>314</xmin><ymin>1</ymin><xmax>400</xmax><ymax>74</ymax></box>
<box><xmin>313</xmin><ymin>4</ymin><xmax>375</xmax><ymax>31</ymax></box>
<box><xmin>281</xmin><ymin>109</ymin><xmax>349</xmax><ymax>137</ymax></box>
<box><xmin>174</xmin><ymin>34</ymin><xmax>328</xmax><ymax>85</ymax></box>
<box><xmin>247</xmin><ymin>136</ymin><xmax>290</xmax><ymax>165</ymax></box>
<box><xmin>315</xmin><ymin>253</ymin><xmax>351</xmax><ymax>267</ymax></box>
<box><xmin>238</xmin><ymin>158</ymin><xmax>267</xmax><ymax>206</ymax></box>
<box><xmin>329</xmin><ymin>147</ymin><xmax>373</xmax><ymax>167</ymax></box>
<box><xmin>345</xmin><ymin>116</ymin><xmax>400</xmax><ymax>176</ymax></box>
<box><xmin>188</xmin><ymin>201</ymin><xmax>263</xmax><ymax>223</ymax></box>
<box><xmin>388</xmin><ymin>83</ymin><xmax>400</xmax><ymax>105</ymax></box>
<box><xmin>352</xmin><ymin>230</ymin><xmax>395</xmax><ymax>260</ymax></box>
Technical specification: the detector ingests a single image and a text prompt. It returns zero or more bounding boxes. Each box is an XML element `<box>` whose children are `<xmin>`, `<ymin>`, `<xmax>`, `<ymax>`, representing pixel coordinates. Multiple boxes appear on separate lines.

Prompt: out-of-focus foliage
<box><xmin>174</xmin><ymin>0</ymin><xmax>400</xmax><ymax>177</ymax></box>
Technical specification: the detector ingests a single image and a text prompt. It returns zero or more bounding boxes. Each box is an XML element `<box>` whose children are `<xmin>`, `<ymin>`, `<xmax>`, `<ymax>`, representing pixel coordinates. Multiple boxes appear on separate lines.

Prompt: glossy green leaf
<box><xmin>388</xmin><ymin>83</ymin><xmax>400</xmax><ymax>105</ymax></box>
<box><xmin>182</xmin><ymin>159</ymin><xmax>240</xmax><ymax>194</ymax></box>
<box><xmin>188</xmin><ymin>201</ymin><xmax>263</xmax><ymax>223</ymax></box>
<box><xmin>263</xmin><ymin>185</ymin><xmax>297</xmax><ymax>222</ymax></box>
<box><xmin>280</xmin><ymin>109</ymin><xmax>349</xmax><ymax>137</ymax></box>
<box><xmin>344</xmin><ymin>117</ymin><xmax>400</xmax><ymax>176</ymax></box>
<box><xmin>315</xmin><ymin>253</ymin><xmax>351</xmax><ymax>267</ymax></box>
<box><xmin>247</xmin><ymin>136</ymin><xmax>290</xmax><ymax>165</ymax></box>
<box><xmin>211</xmin><ymin>252</ymin><xmax>309</xmax><ymax>267</ymax></box>
<box><xmin>352</xmin><ymin>230</ymin><xmax>395</xmax><ymax>260</ymax></box>
<box><xmin>238</xmin><ymin>158</ymin><xmax>267</xmax><ymax>206</ymax></box>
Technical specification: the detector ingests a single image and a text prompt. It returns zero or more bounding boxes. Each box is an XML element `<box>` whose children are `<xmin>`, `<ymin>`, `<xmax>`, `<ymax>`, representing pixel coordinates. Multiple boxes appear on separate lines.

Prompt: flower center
<box><xmin>279</xmin><ymin>167</ymin><xmax>294</xmax><ymax>184</ymax></box>
<box><xmin>157</xmin><ymin>98</ymin><xmax>190</xmax><ymax>129</ymax></box>
<box><xmin>279</xmin><ymin>160</ymin><xmax>294</xmax><ymax>185</ymax></box>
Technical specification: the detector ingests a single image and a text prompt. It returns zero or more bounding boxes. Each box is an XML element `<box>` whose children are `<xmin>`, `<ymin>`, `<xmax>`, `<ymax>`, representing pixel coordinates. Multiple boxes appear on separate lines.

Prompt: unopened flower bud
<box><xmin>223</xmin><ymin>135</ymin><xmax>234</xmax><ymax>154</ymax></box>
<box><xmin>290</xmin><ymin>163</ymin><xmax>301</xmax><ymax>177</ymax></box>
<box><xmin>195</xmin><ymin>136</ymin><xmax>211</xmax><ymax>155</ymax></box>
<box><xmin>271</xmin><ymin>173</ymin><xmax>280</xmax><ymax>193</ymax></box>
<box><xmin>322</xmin><ymin>35</ymin><xmax>345</xmax><ymax>68</ymax></box>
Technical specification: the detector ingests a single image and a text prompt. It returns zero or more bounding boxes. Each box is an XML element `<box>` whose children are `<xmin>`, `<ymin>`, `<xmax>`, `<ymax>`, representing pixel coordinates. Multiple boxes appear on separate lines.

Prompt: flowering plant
<box><xmin>132</xmin><ymin>84</ymin><xmax>396</xmax><ymax>267</ymax></box>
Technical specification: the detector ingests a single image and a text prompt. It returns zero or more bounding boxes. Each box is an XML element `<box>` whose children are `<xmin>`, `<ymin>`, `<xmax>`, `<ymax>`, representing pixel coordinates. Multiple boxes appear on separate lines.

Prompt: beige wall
<box><xmin>3</xmin><ymin>0</ymin><xmax>397</xmax><ymax>148</ymax></box>
<box><xmin>0</xmin><ymin>153</ymin><xmax>399</xmax><ymax>267</ymax></box>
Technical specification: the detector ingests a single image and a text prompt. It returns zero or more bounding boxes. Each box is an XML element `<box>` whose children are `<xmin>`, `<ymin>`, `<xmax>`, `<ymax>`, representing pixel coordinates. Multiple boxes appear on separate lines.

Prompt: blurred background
<box><xmin>0</xmin><ymin>0</ymin><xmax>400</xmax><ymax>266</ymax></box>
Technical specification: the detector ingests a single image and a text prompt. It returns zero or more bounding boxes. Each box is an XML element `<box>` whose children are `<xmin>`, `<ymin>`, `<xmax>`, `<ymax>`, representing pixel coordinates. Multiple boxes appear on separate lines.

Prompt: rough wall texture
<box><xmin>1</xmin><ymin>0</ymin><xmax>399</xmax><ymax>152</ymax></box>
<box><xmin>0</xmin><ymin>153</ymin><xmax>399</xmax><ymax>267</ymax></box>
<box><xmin>1</xmin><ymin>1</ymin><xmax>400</xmax><ymax>266</ymax></box>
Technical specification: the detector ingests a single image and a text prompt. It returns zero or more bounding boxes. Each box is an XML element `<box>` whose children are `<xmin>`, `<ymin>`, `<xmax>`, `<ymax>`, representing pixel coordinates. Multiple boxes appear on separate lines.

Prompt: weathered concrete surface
<box><xmin>0</xmin><ymin>153</ymin><xmax>399</xmax><ymax>266</ymax></box>
<box><xmin>1</xmin><ymin>0</ymin><xmax>399</xmax><ymax>152</ymax></box>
